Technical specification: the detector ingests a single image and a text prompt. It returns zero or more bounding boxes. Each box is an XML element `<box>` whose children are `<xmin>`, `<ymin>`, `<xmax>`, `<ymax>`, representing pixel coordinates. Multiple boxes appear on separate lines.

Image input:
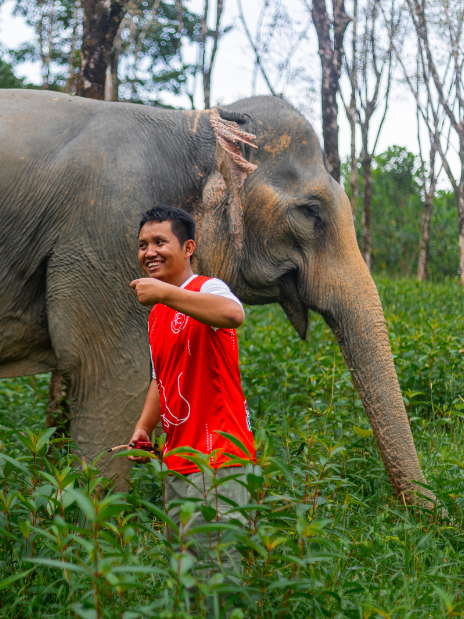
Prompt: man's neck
<box><xmin>162</xmin><ymin>267</ymin><xmax>195</xmax><ymax>288</ymax></box>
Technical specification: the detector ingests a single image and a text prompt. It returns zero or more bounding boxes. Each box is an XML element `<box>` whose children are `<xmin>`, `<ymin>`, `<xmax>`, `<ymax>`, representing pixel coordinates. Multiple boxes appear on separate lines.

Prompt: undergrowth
<box><xmin>0</xmin><ymin>277</ymin><xmax>464</xmax><ymax>618</ymax></box>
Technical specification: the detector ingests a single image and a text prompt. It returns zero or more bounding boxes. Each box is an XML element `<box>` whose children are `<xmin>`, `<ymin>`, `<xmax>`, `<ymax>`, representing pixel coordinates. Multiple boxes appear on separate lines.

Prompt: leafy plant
<box><xmin>1</xmin><ymin>277</ymin><xmax>464</xmax><ymax>617</ymax></box>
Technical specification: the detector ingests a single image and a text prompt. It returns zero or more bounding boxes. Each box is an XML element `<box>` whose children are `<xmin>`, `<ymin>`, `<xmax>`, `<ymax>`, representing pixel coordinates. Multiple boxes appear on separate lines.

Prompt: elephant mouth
<box><xmin>279</xmin><ymin>270</ymin><xmax>308</xmax><ymax>339</ymax></box>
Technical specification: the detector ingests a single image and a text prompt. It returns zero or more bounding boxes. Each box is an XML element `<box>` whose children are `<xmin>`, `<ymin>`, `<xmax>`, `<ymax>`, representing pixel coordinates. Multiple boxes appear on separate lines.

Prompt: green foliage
<box><xmin>1</xmin><ymin>278</ymin><xmax>464</xmax><ymax>616</ymax></box>
<box><xmin>343</xmin><ymin>146</ymin><xmax>459</xmax><ymax>280</ymax></box>
<box><xmin>428</xmin><ymin>191</ymin><xmax>459</xmax><ymax>280</ymax></box>
<box><xmin>11</xmin><ymin>0</ymin><xmax>78</xmax><ymax>89</ymax></box>
<box><xmin>0</xmin><ymin>57</ymin><xmax>27</xmax><ymax>88</ymax></box>
<box><xmin>6</xmin><ymin>0</ymin><xmax>209</xmax><ymax>104</ymax></box>
<box><xmin>117</xmin><ymin>0</ymin><xmax>203</xmax><ymax>106</ymax></box>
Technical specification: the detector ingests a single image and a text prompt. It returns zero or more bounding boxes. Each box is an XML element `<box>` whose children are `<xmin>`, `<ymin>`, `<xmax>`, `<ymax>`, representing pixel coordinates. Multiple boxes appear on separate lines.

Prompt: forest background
<box><xmin>0</xmin><ymin>0</ymin><xmax>462</xmax><ymax>282</ymax></box>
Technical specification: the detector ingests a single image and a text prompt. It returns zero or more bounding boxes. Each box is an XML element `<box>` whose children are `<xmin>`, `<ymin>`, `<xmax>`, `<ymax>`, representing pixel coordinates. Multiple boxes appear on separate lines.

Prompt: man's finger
<box><xmin>130</xmin><ymin>280</ymin><xmax>139</xmax><ymax>289</ymax></box>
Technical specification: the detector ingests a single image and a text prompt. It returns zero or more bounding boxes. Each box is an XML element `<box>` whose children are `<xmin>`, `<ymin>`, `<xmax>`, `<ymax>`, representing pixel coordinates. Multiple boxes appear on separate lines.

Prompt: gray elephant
<box><xmin>0</xmin><ymin>89</ymin><xmax>433</xmax><ymax>506</ymax></box>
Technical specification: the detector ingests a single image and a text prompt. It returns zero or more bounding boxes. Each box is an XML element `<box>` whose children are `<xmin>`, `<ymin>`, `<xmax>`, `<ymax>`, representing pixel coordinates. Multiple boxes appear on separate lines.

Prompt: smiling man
<box><xmin>128</xmin><ymin>204</ymin><xmax>255</xmax><ymax>576</ymax></box>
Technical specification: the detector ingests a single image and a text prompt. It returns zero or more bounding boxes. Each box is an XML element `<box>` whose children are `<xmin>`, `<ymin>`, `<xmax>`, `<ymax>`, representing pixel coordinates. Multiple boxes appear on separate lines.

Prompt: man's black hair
<box><xmin>139</xmin><ymin>205</ymin><xmax>195</xmax><ymax>247</ymax></box>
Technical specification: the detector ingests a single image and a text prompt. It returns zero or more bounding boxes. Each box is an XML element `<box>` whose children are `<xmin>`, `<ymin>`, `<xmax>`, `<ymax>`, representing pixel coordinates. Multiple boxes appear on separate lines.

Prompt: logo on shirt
<box><xmin>245</xmin><ymin>402</ymin><xmax>252</xmax><ymax>431</ymax></box>
<box><xmin>171</xmin><ymin>312</ymin><xmax>189</xmax><ymax>334</ymax></box>
<box><xmin>159</xmin><ymin>373</ymin><xmax>191</xmax><ymax>427</ymax></box>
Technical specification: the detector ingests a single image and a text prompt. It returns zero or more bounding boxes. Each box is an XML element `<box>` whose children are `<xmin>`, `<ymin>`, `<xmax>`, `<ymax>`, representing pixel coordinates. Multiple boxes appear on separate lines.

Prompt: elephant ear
<box><xmin>210</xmin><ymin>107</ymin><xmax>258</xmax><ymax>250</ymax></box>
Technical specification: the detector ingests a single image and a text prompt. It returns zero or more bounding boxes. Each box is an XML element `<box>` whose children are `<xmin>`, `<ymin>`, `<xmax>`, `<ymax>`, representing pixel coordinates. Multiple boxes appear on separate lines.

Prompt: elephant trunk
<box><xmin>308</xmin><ymin>261</ymin><xmax>436</xmax><ymax>508</ymax></box>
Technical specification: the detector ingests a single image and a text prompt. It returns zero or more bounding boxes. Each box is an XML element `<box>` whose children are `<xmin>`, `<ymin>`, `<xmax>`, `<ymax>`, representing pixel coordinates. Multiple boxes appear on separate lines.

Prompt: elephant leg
<box><xmin>68</xmin><ymin>361</ymin><xmax>149</xmax><ymax>490</ymax></box>
<box><xmin>46</xmin><ymin>263</ymin><xmax>150</xmax><ymax>490</ymax></box>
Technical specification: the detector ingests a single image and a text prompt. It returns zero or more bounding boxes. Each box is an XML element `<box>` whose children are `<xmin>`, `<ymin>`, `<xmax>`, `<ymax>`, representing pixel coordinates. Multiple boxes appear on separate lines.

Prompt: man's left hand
<box><xmin>130</xmin><ymin>278</ymin><xmax>166</xmax><ymax>306</ymax></box>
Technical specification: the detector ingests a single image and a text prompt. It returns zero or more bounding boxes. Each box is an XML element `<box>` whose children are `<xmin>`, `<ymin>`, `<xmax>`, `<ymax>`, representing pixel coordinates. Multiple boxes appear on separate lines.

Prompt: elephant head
<box><xmin>194</xmin><ymin>96</ymin><xmax>434</xmax><ymax>508</ymax></box>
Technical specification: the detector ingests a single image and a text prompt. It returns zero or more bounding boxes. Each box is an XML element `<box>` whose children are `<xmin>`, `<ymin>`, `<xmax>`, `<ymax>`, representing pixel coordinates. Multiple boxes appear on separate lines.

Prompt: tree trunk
<box><xmin>77</xmin><ymin>0</ymin><xmax>127</xmax><ymax>100</ymax></box>
<box><xmin>312</xmin><ymin>0</ymin><xmax>351</xmax><ymax>183</ymax></box>
<box><xmin>201</xmin><ymin>0</ymin><xmax>223</xmax><ymax>109</ymax></box>
<box><xmin>417</xmin><ymin>145</ymin><xmax>437</xmax><ymax>282</ymax></box>
<box><xmin>459</xmin><ymin>137</ymin><xmax>464</xmax><ymax>286</ymax></box>
<box><xmin>66</xmin><ymin>1</ymin><xmax>80</xmax><ymax>94</ymax></box>
<box><xmin>104</xmin><ymin>37</ymin><xmax>122</xmax><ymax>100</ymax></box>
<box><xmin>417</xmin><ymin>190</ymin><xmax>433</xmax><ymax>281</ymax></box>
<box><xmin>362</xmin><ymin>155</ymin><xmax>372</xmax><ymax>270</ymax></box>
<box><xmin>459</xmin><ymin>186</ymin><xmax>464</xmax><ymax>287</ymax></box>
<box><xmin>349</xmin><ymin>110</ymin><xmax>357</xmax><ymax>219</ymax></box>
<box><xmin>203</xmin><ymin>74</ymin><xmax>211</xmax><ymax>110</ymax></box>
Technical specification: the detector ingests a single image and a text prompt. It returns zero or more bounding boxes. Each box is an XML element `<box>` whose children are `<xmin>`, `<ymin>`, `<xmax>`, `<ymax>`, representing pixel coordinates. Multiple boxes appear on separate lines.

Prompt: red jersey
<box><xmin>148</xmin><ymin>275</ymin><xmax>256</xmax><ymax>474</ymax></box>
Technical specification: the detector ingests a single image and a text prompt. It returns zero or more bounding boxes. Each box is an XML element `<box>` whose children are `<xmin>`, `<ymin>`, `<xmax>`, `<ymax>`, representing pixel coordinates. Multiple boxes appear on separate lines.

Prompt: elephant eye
<box><xmin>298</xmin><ymin>203</ymin><xmax>325</xmax><ymax>231</ymax></box>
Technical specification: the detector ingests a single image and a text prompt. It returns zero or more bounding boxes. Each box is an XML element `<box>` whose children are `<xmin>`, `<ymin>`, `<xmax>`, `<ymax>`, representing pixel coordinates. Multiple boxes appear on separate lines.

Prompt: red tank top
<box><xmin>148</xmin><ymin>275</ymin><xmax>256</xmax><ymax>474</ymax></box>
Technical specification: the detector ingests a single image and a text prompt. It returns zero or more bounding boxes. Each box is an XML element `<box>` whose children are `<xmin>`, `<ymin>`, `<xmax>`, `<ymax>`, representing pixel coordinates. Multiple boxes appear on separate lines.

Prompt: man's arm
<box><xmin>128</xmin><ymin>379</ymin><xmax>161</xmax><ymax>464</ymax></box>
<box><xmin>130</xmin><ymin>278</ymin><xmax>244</xmax><ymax>328</ymax></box>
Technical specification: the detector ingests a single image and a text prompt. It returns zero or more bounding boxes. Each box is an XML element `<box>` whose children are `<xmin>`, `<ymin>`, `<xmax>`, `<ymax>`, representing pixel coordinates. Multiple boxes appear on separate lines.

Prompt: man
<box><xmin>128</xmin><ymin>204</ymin><xmax>255</xmax><ymax>575</ymax></box>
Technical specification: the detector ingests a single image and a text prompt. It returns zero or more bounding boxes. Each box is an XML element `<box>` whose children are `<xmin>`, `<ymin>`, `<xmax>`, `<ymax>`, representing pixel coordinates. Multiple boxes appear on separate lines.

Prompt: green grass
<box><xmin>1</xmin><ymin>277</ymin><xmax>464</xmax><ymax>618</ymax></box>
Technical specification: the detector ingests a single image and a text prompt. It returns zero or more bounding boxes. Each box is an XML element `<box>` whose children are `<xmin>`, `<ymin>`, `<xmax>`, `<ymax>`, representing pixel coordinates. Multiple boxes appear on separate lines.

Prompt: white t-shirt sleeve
<box><xmin>200</xmin><ymin>278</ymin><xmax>244</xmax><ymax>318</ymax></box>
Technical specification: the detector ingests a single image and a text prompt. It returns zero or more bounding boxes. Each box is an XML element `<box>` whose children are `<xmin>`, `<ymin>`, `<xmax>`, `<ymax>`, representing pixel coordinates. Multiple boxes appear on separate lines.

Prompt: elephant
<box><xmin>0</xmin><ymin>89</ymin><xmax>434</xmax><ymax>506</ymax></box>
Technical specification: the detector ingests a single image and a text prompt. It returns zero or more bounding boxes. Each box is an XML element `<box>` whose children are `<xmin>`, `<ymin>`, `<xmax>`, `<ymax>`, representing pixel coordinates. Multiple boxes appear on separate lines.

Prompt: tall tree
<box><xmin>386</xmin><ymin>6</ymin><xmax>445</xmax><ymax>281</ymax></box>
<box><xmin>199</xmin><ymin>0</ymin><xmax>223</xmax><ymax>108</ymax></box>
<box><xmin>343</xmin><ymin>0</ymin><xmax>396</xmax><ymax>270</ymax></box>
<box><xmin>309</xmin><ymin>0</ymin><xmax>351</xmax><ymax>182</ymax></box>
<box><xmin>65</xmin><ymin>0</ymin><xmax>82</xmax><ymax>93</ymax></box>
<box><xmin>12</xmin><ymin>0</ymin><xmax>79</xmax><ymax>90</ymax></box>
<box><xmin>341</xmin><ymin>0</ymin><xmax>358</xmax><ymax>219</ymax></box>
<box><xmin>406</xmin><ymin>0</ymin><xmax>464</xmax><ymax>285</ymax></box>
<box><xmin>104</xmin><ymin>0</ymin><xmax>204</xmax><ymax>106</ymax></box>
<box><xmin>237</xmin><ymin>0</ymin><xmax>312</xmax><ymax>101</ymax></box>
<box><xmin>76</xmin><ymin>0</ymin><xmax>127</xmax><ymax>99</ymax></box>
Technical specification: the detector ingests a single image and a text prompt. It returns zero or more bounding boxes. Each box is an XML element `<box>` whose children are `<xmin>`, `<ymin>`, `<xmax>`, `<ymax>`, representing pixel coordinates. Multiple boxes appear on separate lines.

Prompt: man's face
<box><xmin>138</xmin><ymin>220</ymin><xmax>192</xmax><ymax>282</ymax></box>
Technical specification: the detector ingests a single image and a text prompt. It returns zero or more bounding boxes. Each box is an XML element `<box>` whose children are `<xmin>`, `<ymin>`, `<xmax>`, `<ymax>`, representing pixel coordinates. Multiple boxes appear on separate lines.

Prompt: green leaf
<box><xmin>214</xmin><ymin>431</ymin><xmax>252</xmax><ymax>458</ymax></box>
<box><xmin>36</xmin><ymin>427</ymin><xmax>56</xmax><ymax>452</ymax></box>
<box><xmin>268</xmin><ymin>554</ymin><xmax>306</xmax><ymax>568</ymax></box>
<box><xmin>0</xmin><ymin>528</ymin><xmax>21</xmax><ymax>543</ymax></box>
<box><xmin>353</xmin><ymin>425</ymin><xmax>374</xmax><ymax>439</ymax></box>
<box><xmin>1</xmin><ymin>460</ymin><xmax>14</xmax><ymax>479</ymax></box>
<box><xmin>66</xmin><ymin>489</ymin><xmax>96</xmax><ymax>522</ymax></box>
<box><xmin>235</xmin><ymin>535</ymin><xmax>268</xmax><ymax>558</ymax></box>
<box><xmin>17</xmin><ymin>434</ymin><xmax>35</xmax><ymax>452</ymax></box>
<box><xmin>111</xmin><ymin>565</ymin><xmax>168</xmax><ymax>574</ymax></box>
<box><xmin>72</xmin><ymin>603</ymin><xmax>97</xmax><ymax>619</ymax></box>
<box><xmin>0</xmin><ymin>567</ymin><xmax>36</xmax><ymax>590</ymax></box>
<box><xmin>19</xmin><ymin>520</ymin><xmax>31</xmax><ymax>540</ymax></box>
<box><xmin>0</xmin><ymin>453</ymin><xmax>29</xmax><ymax>475</ymax></box>
<box><xmin>137</xmin><ymin>499</ymin><xmax>179</xmax><ymax>533</ymax></box>
<box><xmin>200</xmin><ymin>504</ymin><xmax>217</xmax><ymax>522</ymax></box>
<box><xmin>96</xmin><ymin>504</ymin><xmax>127</xmax><ymax>523</ymax></box>
<box><xmin>246</xmin><ymin>463</ymin><xmax>264</xmax><ymax>490</ymax></box>
<box><xmin>186</xmin><ymin>522</ymin><xmax>240</xmax><ymax>536</ymax></box>
<box><xmin>25</xmin><ymin>558</ymin><xmax>90</xmax><ymax>575</ymax></box>
<box><xmin>267</xmin><ymin>456</ymin><xmax>295</xmax><ymax>484</ymax></box>
<box><xmin>432</xmin><ymin>585</ymin><xmax>454</xmax><ymax>612</ymax></box>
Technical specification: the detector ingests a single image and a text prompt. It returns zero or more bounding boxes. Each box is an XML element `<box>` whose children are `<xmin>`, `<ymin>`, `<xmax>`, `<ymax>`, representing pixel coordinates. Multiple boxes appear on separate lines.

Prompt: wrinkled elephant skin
<box><xmin>0</xmin><ymin>90</ymin><xmax>434</xmax><ymax>506</ymax></box>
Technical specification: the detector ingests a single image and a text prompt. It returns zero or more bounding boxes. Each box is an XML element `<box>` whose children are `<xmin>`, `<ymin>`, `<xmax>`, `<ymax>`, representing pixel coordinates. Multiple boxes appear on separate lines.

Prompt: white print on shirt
<box><xmin>205</xmin><ymin>423</ymin><xmax>212</xmax><ymax>452</ymax></box>
<box><xmin>229</xmin><ymin>329</ymin><xmax>236</xmax><ymax>351</ymax></box>
<box><xmin>245</xmin><ymin>402</ymin><xmax>252</xmax><ymax>431</ymax></box>
<box><xmin>171</xmin><ymin>312</ymin><xmax>189</xmax><ymax>334</ymax></box>
<box><xmin>188</xmin><ymin>340</ymin><xmax>191</xmax><ymax>356</ymax></box>
<box><xmin>158</xmin><ymin>372</ymin><xmax>191</xmax><ymax>427</ymax></box>
<box><xmin>205</xmin><ymin>424</ymin><xmax>214</xmax><ymax>462</ymax></box>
